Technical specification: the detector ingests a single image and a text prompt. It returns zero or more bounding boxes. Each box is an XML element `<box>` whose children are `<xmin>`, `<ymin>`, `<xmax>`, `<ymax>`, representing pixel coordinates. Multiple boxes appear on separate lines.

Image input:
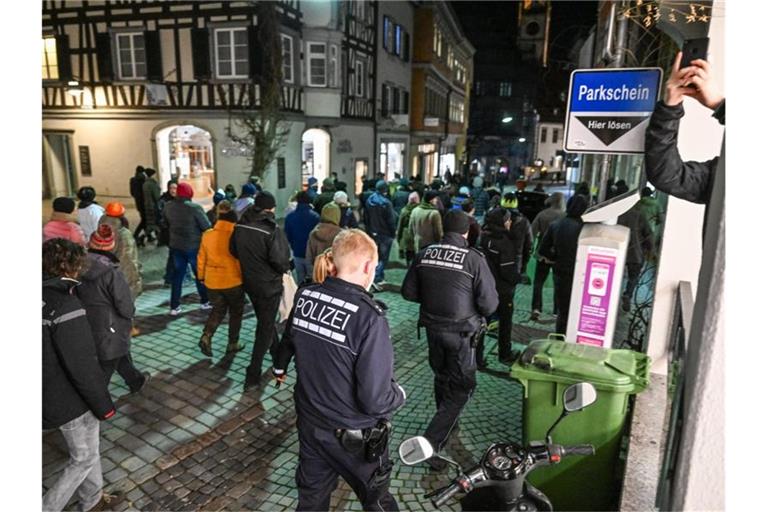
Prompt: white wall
<box><xmin>535</xmin><ymin>122</ymin><xmax>564</xmax><ymax>169</ymax></box>
<box><xmin>329</xmin><ymin>123</ymin><xmax>374</xmax><ymax>187</ymax></box>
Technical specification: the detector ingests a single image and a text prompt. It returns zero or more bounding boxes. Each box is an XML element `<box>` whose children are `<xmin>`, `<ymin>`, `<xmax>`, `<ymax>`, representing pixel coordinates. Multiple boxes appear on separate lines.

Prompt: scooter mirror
<box><xmin>563</xmin><ymin>382</ymin><xmax>598</xmax><ymax>412</ymax></box>
<box><xmin>398</xmin><ymin>436</ymin><xmax>435</xmax><ymax>465</ymax></box>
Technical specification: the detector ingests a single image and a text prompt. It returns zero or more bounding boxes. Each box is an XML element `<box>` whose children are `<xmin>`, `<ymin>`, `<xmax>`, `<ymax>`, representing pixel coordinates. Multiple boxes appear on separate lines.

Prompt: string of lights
<box><xmin>618</xmin><ymin>1</ymin><xmax>719</xmax><ymax>29</ymax></box>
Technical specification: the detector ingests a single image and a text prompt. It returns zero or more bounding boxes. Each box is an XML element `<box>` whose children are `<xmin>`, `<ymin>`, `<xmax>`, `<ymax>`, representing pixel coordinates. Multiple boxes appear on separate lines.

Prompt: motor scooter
<box><xmin>399</xmin><ymin>382</ymin><xmax>598</xmax><ymax>511</ymax></box>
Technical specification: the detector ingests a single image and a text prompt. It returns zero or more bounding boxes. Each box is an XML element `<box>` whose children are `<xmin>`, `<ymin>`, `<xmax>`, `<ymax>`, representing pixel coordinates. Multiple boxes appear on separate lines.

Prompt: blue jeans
<box><xmin>42</xmin><ymin>411</ymin><xmax>102</xmax><ymax>511</ymax></box>
<box><xmin>170</xmin><ymin>247</ymin><xmax>209</xmax><ymax>309</ymax></box>
<box><xmin>293</xmin><ymin>257</ymin><xmax>312</xmax><ymax>285</ymax></box>
<box><xmin>373</xmin><ymin>234</ymin><xmax>394</xmax><ymax>283</ymax></box>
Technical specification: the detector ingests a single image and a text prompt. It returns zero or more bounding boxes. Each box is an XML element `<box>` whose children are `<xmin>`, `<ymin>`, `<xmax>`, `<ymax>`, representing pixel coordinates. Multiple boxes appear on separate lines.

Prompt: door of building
<box><xmin>43</xmin><ymin>132</ymin><xmax>77</xmax><ymax>199</ymax></box>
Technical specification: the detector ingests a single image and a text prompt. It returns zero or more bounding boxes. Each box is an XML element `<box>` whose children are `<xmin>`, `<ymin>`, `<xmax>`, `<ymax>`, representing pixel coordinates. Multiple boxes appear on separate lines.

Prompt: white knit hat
<box><xmin>333</xmin><ymin>191</ymin><xmax>349</xmax><ymax>206</ymax></box>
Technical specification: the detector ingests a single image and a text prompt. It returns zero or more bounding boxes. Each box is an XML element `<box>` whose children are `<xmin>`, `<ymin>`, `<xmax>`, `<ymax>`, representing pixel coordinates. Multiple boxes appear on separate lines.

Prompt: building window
<box><xmin>355</xmin><ymin>60</ymin><xmax>364</xmax><ymax>96</ymax></box>
<box><xmin>280</xmin><ymin>34</ymin><xmax>293</xmax><ymax>84</ymax></box>
<box><xmin>433</xmin><ymin>26</ymin><xmax>443</xmax><ymax>58</ymax></box>
<box><xmin>401</xmin><ymin>89</ymin><xmax>409</xmax><ymax>114</ymax></box>
<box><xmin>552</xmin><ymin>128</ymin><xmax>559</xmax><ymax>143</ymax></box>
<box><xmin>214</xmin><ymin>28</ymin><xmax>248</xmax><ymax>79</ymax></box>
<box><xmin>500</xmin><ymin>82</ymin><xmax>513</xmax><ymax>97</ymax></box>
<box><xmin>447</xmin><ymin>47</ymin><xmax>455</xmax><ymax>70</ymax></box>
<box><xmin>329</xmin><ymin>44</ymin><xmax>338</xmax><ymax>87</ymax></box>
<box><xmin>383</xmin><ymin>16</ymin><xmax>393</xmax><ymax>51</ymax></box>
<box><xmin>540</xmin><ymin>127</ymin><xmax>548</xmax><ymax>143</ymax></box>
<box><xmin>395</xmin><ymin>25</ymin><xmax>403</xmax><ymax>56</ymax></box>
<box><xmin>116</xmin><ymin>32</ymin><xmax>146</xmax><ymax>80</ymax></box>
<box><xmin>381</xmin><ymin>84</ymin><xmax>389</xmax><ymax>116</ymax></box>
<box><xmin>307</xmin><ymin>42</ymin><xmax>327</xmax><ymax>87</ymax></box>
<box><xmin>42</xmin><ymin>37</ymin><xmax>59</xmax><ymax>80</ymax></box>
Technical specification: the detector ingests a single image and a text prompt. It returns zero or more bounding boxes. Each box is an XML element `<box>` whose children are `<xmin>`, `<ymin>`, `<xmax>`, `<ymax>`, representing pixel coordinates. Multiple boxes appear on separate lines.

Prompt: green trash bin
<box><xmin>510</xmin><ymin>336</ymin><xmax>651</xmax><ymax>511</ymax></box>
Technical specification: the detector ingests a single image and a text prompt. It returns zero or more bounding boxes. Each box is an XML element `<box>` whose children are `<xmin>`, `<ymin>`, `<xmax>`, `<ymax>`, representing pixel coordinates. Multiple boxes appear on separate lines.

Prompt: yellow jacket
<box><xmin>197</xmin><ymin>220</ymin><xmax>242</xmax><ymax>290</ymax></box>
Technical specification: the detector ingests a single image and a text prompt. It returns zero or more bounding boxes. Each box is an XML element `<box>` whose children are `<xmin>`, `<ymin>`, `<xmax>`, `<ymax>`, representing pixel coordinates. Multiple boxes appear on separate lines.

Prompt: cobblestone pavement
<box><xmin>43</xmin><ymin>242</ymin><xmax>559</xmax><ymax>512</ymax></box>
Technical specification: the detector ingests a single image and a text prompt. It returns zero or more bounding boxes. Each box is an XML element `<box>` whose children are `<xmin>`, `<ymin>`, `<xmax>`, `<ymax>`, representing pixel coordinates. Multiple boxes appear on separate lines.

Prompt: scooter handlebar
<box><xmin>431</xmin><ymin>482</ymin><xmax>463</xmax><ymax>508</ymax></box>
<box><xmin>561</xmin><ymin>444</ymin><xmax>595</xmax><ymax>457</ymax></box>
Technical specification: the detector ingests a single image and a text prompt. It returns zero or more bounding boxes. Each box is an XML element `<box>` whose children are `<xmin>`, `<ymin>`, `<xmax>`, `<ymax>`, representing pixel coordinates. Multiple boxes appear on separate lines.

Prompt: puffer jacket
<box><xmin>408</xmin><ymin>202</ymin><xmax>443</xmax><ymax>250</ymax></box>
<box><xmin>197</xmin><ymin>220</ymin><xmax>242</xmax><ymax>290</ymax></box>
<box><xmin>43</xmin><ymin>212</ymin><xmax>86</xmax><ymax>246</ymax></box>
<box><xmin>470</xmin><ymin>187</ymin><xmax>490</xmax><ymax>217</ymax></box>
<box><xmin>98</xmin><ymin>215</ymin><xmax>143</xmax><ymax>298</ymax></box>
<box><xmin>77</xmin><ymin>203</ymin><xmax>105</xmax><ymax>241</ymax></box>
<box><xmin>163</xmin><ymin>197</ymin><xmax>211</xmax><ymax>251</ymax></box>
<box><xmin>644</xmin><ymin>100</ymin><xmax>724</xmax><ymax>205</ymax></box>
<box><xmin>76</xmin><ymin>253</ymin><xmax>135</xmax><ymax>362</ymax></box>
<box><xmin>306</xmin><ymin>222</ymin><xmax>342</xmax><ymax>265</ymax></box>
<box><xmin>43</xmin><ymin>276</ymin><xmax>115</xmax><ymax>429</ymax></box>
<box><xmin>508</xmin><ymin>210</ymin><xmax>533</xmax><ymax>273</ymax></box>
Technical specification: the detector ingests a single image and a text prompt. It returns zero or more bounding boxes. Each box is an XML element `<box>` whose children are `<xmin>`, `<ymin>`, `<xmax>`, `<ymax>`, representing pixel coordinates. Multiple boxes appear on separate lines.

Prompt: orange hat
<box><xmin>105</xmin><ymin>202</ymin><xmax>126</xmax><ymax>217</ymax></box>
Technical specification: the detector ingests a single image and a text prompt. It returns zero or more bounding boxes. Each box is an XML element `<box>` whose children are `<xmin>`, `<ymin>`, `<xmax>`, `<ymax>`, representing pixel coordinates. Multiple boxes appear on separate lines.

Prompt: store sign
<box><xmin>576</xmin><ymin>246</ymin><xmax>618</xmax><ymax>347</ymax></box>
<box><xmin>563</xmin><ymin>68</ymin><xmax>662</xmax><ymax>154</ymax></box>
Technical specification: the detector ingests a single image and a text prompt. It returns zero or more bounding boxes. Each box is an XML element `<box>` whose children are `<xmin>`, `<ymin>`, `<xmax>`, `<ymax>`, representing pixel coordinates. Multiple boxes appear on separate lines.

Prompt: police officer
<box><xmin>273</xmin><ymin>229</ymin><xmax>406</xmax><ymax>511</ymax></box>
<box><xmin>401</xmin><ymin>210</ymin><xmax>498</xmax><ymax>466</ymax></box>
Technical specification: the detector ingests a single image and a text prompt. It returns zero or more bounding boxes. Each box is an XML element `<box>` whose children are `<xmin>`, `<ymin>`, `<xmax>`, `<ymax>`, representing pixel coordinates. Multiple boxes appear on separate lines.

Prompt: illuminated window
<box><xmin>116</xmin><ymin>32</ymin><xmax>147</xmax><ymax>79</ymax></box>
<box><xmin>42</xmin><ymin>37</ymin><xmax>59</xmax><ymax>80</ymax></box>
<box><xmin>214</xmin><ymin>28</ymin><xmax>248</xmax><ymax>79</ymax></box>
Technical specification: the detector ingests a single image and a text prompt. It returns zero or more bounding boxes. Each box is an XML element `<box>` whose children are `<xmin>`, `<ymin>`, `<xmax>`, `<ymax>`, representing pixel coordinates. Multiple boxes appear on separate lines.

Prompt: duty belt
<box><xmin>335</xmin><ymin>420</ymin><xmax>391</xmax><ymax>462</ymax></box>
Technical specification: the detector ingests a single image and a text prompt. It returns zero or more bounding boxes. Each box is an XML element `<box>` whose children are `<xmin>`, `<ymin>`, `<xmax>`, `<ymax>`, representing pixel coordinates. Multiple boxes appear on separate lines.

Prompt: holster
<box><xmin>469</xmin><ymin>320</ymin><xmax>487</xmax><ymax>348</ymax></box>
<box><xmin>335</xmin><ymin>420</ymin><xmax>391</xmax><ymax>463</ymax></box>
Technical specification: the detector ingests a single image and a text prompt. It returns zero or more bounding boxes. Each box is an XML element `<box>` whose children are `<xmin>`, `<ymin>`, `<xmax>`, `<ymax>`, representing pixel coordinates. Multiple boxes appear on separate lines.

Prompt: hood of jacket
<box><xmin>417</xmin><ymin>201</ymin><xmax>437</xmax><ymax>212</ymax></box>
<box><xmin>240</xmin><ymin>207</ymin><xmax>277</xmax><ymax>227</ymax></box>
<box><xmin>366</xmin><ymin>191</ymin><xmax>390</xmax><ymax>207</ymax></box>
<box><xmin>213</xmin><ymin>219</ymin><xmax>236</xmax><ymax>234</ymax></box>
<box><xmin>43</xmin><ymin>276</ymin><xmax>80</xmax><ymax>294</ymax></box>
<box><xmin>566</xmin><ymin>194</ymin><xmax>589</xmax><ymax>218</ymax></box>
<box><xmin>81</xmin><ymin>255</ymin><xmax>112</xmax><ymax>282</ymax></box>
<box><xmin>312</xmin><ymin>222</ymin><xmax>342</xmax><ymax>244</ymax></box>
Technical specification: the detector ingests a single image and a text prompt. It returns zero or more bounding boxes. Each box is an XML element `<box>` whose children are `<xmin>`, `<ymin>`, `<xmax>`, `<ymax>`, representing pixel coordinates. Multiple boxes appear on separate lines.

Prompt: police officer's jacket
<box><xmin>273</xmin><ymin>276</ymin><xmax>405</xmax><ymax>431</ymax></box>
<box><xmin>401</xmin><ymin>232</ymin><xmax>499</xmax><ymax>332</ymax></box>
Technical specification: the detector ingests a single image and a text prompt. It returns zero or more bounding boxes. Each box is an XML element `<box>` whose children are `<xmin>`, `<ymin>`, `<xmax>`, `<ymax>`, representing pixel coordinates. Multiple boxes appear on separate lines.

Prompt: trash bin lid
<box><xmin>511</xmin><ymin>339</ymin><xmax>650</xmax><ymax>393</ymax></box>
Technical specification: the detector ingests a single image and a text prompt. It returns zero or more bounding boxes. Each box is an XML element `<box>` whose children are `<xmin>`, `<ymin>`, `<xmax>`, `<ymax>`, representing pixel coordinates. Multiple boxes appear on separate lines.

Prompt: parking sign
<box><xmin>563</xmin><ymin>68</ymin><xmax>663</xmax><ymax>154</ymax></box>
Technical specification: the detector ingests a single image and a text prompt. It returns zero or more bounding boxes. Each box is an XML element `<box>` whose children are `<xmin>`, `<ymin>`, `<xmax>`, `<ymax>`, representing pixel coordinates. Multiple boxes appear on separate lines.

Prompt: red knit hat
<box><xmin>177</xmin><ymin>182</ymin><xmax>194</xmax><ymax>199</ymax></box>
<box><xmin>90</xmin><ymin>224</ymin><xmax>116</xmax><ymax>252</ymax></box>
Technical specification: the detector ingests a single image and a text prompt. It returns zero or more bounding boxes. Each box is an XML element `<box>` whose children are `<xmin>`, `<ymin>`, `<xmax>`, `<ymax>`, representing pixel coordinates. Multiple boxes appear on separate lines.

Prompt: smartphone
<box><xmin>681</xmin><ymin>37</ymin><xmax>709</xmax><ymax>68</ymax></box>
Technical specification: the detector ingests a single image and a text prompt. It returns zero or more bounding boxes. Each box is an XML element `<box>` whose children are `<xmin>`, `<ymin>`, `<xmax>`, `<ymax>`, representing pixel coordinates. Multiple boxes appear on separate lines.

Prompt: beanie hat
<box><xmin>213</xmin><ymin>191</ymin><xmax>225</xmax><ymax>205</ymax></box>
<box><xmin>424</xmin><ymin>190</ymin><xmax>440</xmax><ymax>203</ymax></box>
<box><xmin>53</xmin><ymin>197</ymin><xmax>76</xmax><ymax>214</ymax></box>
<box><xmin>333</xmin><ymin>191</ymin><xmax>349</xmax><ymax>206</ymax></box>
<box><xmin>443</xmin><ymin>210</ymin><xmax>470</xmax><ymax>235</ymax></box>
<box><xmin>76</xmin><ymin>186</ymin><xmax>96</xmax><ymax>202</ymax></box>
<box><xmin>459</xmin><ymin>186</ymin><xmax>470</xmax><ymax>196</ymax></box>
<box><xmin>308</xmin><ymin>177</ymin><xmax>318</xmax><ymax>187</ymax></box>
<box><xmin>322</xmin><ymin>177</ymin><xmax>336</xmax><ymax>190</ymax></box>
<box><xmin>473</xmin><ymin>176</ymin><xmax>484</xmax><ymax>188</ymax></box>
<box><xmin>89</xmin><ymin>224</ymin><xmax>116</xmax><ymax>252</ymax></box>
<box><xmin>485</xmin><ymin>207</ymin><xmax>511</xmax><ymax>227</ymax></box>
<box><xmin>177</xmin><ymin>182</ymin><xmax>194</xmax><ymax>199</ymax></box>
<box><xmin>253</xmin><ymin>191</ymin><xmax>276</xmax><ymax>210</ymax></box>
<box><xmin>144</xmin><ymin>168</ymin><xmax>156</xmax><ymax>178</ymax></box>
<box><xmin>242</xmin><ymin>183</ymin><xmax>257</xmax><ymax>196</ymax></box>
<box><xmin>320</xmin><ymin>202</ymin><xmax>341</xmax><ymax>226</ymax></box>
<box><xmin>105</xmin><ymin>202</ymin><xmax>126</xmax><ymax>217</ymax></box>
<box><xmin>375</xmin><ymin>180</ymin><xmax>388</xmax><ymax>192</ymax></box>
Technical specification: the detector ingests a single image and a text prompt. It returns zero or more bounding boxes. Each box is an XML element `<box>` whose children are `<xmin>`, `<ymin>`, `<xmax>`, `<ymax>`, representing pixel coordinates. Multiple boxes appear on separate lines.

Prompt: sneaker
<box><xmin>170</xmin><ymin>306</ymin><xmax>183</xmax><ymax>316</ymax></box>
<box><xmin>198</xmin><ymin>337</ymin><xmax>213</xmax><ymax>358</ymax></box>
<box><xmin>530</xmin><ymin>310</ymin><xmax>541</xmax><ymax>322</ymax></box>
<box><xmin>87</xmin><ymin>491</ymin><xmax>126</xmax><ymax>512</ymax></box>
<box><xmin>200</xmin><ymin>302</ymin><xmax>213</xmax><ymax>311</ymax></box>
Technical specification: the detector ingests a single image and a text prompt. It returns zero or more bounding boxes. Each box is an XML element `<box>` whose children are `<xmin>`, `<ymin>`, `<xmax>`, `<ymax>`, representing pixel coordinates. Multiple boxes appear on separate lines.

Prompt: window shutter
<box><xmin>248</xmin><ymin>25</ymin><xmax>263</xmax><ymax>80</ymax></box>
<box><xmin>403</xmin><ymin>32</ymin><xmax>410</xmax><ymax>62</ymax></box>
<box><xmin>191</xmin><ymin>28</ymin><xmax>210</xmax><ymax>80</ymax></box>
<box><xmin>54</xmin><ymin>34</ymin><xmax>72</xmax><ymax>81</ymax></box>
<box><xmin>95</xmin><ymin>32</ymin><xmax>113</xmax><ymax>82</ymax></box>
<box><xmin>381</xmin><ymin>84</ymin><xmax>388</xmax><ymax>117</ymax></box>
<box><xmin>393</xmin><ymin>87</ymin><xmax>400</xmax><ymax>114</ymax></box>
<box><xmin>144</xmin><ymin>31</ymin><xmax>163</xmax><ymax>82</ymax></box>
<box><xmin>383</xmin><ymin>17</ymin><xmax>389</xmax><ymax>51</ymax></box>
<box><xmin>404</xmin><ymin>91</ymin><xmax>409</xmax><ymax>114</ymax></box>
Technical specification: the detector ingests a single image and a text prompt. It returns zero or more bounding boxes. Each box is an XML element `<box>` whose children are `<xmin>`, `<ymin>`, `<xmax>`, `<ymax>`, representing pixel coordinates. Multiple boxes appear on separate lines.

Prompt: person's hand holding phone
<box><xmin>664</xmin><ymin>52</ymin><xmax>723</xmax><ymax>110</ymax></box>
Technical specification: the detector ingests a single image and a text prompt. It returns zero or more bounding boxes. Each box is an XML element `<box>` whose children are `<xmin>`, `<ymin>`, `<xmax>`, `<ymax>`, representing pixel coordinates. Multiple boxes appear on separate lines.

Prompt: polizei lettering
<box><xmin>577</xmin><ymin>83</ymin><xmax>650</xmax><ymax>102</ymax></box>
<box><xmin>295</xmin><ymin>297</ymin><xmax>352</xmax><ymax>332</ymax></box>
<box><xmin>423</xmin><ymin>247</ymin><xmax>467</xmax><ymax>265</ymax></box>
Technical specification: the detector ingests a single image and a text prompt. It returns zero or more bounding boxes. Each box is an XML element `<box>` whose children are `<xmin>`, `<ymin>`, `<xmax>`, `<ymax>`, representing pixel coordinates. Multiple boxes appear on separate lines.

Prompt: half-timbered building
<box><xmin>42</xmin><ymin>0</ymin><xmax>378</xmax><ymax>212</ymax></box>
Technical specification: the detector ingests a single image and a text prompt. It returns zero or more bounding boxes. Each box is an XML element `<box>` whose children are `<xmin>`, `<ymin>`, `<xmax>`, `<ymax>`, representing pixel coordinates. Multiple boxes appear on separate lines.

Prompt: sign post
<box><xmin>563</xmin><ymin>68</ymin><xmax>662</xmax><ymax>154</ymax></box>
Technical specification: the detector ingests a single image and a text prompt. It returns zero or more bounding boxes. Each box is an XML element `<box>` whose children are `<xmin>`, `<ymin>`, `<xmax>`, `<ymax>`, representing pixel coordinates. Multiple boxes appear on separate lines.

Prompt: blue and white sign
<box><xmin>563</xmin><ymin>68</ymin><xmax>662</xmax><ymax>154</ymax></box>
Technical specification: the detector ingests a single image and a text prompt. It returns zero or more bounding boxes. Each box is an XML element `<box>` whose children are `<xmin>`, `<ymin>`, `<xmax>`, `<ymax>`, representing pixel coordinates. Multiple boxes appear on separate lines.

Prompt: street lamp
<box><xmin>518</xmin><ymin>137</ymin><xmax>526</xmax><ymax>143</ymax></box>
<box><xmin>502</xmin><ymin>116</ymin><xmax>513</xmax><ymax>123</ymax></box>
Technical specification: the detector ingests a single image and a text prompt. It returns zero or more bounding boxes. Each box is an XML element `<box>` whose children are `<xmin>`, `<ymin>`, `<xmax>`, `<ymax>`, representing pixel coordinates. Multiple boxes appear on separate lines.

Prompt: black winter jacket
<box><xmin>508</xmin><ymin>210</ymin><xmax>533</xmax><ymax>273</ymax></box>
<box><xmin>230</xmin><ymin>209</ymin><xmax>291</xmax><ymax>294</ymax></box>
<box><xmin>644</xmin><ymin>100</ymin><xmax>725</xmax><ymax>205</ymax></box>
<box><xmin>163</xmin><ymin>198</ymin><xmax>211</xmax><ymax>251</ymax></box>
<box><xmin>364</xmin><ymin>192</ymin><xmax>397</xmax><ymax>238</ymax></box>
<box><xmin>479</xmin><ymin>225</ymin><xmax>524</xmax><ymax>296</ymax></box>
<box><xmin>273</xmin><ymin>277</ymin><xmax>404</xmax><ymax>430</ymax></box>
<box><xmin>402</xmin><ymin>232</ymin><xmax>498</xmax><ymax>332</ymax></box>
<box><xmin>43</xmin><ymin>277</ymin><xmax>115</xmax><ymax>429</ymax></box>
<box><xmin>77</xmin><ymin>253</ymin><xmax>135</xmax><ymax>361</ymax></box>
<box><xmin>618</xmin><ymin>208</ymin><xmax>654</xmax><ymax>265</ymax></box>
<box><xmin>539</xmin><ymin>196</ymin><xmax>589</xmax><ymax>277</ymax></box>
